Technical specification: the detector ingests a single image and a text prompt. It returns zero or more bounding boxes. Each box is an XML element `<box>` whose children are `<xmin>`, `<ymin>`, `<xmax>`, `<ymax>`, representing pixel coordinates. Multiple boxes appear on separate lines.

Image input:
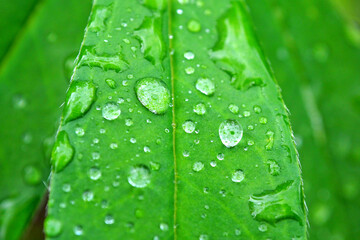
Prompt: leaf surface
<box><xmin>0</xmin><ymin>0</ymin><xmax>91</xmax><ymax>239</ymax></box>
<box><xmin>46</xmin><ymin>0</ymin><xmax>307</xmax><ymax>239</ymax></box>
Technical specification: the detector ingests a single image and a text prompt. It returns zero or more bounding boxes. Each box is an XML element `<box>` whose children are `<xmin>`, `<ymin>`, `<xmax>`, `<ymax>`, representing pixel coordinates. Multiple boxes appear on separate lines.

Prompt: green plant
<box><xmin>1</xmin><ymin>0</ymin><xmax>359</xmax><ymax>239</ymax></box>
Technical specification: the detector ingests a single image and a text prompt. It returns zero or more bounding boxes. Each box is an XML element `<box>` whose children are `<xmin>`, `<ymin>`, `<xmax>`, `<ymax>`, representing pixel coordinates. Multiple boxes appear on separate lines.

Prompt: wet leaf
<box><xmin>46</xmin><ymin>0</ymin><xmax>306</xmax><ymax>239</ymax></box>
<box><xmin>0</xmin><ymin>0</ymin><xmax>91</xmax><ymax>239</ymax></box>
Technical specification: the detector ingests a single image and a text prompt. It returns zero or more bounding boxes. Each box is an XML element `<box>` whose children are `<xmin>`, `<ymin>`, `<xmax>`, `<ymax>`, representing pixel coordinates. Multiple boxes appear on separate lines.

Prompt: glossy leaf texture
<box><xmin>0</xmin><ymin>0</ymin><xmax>91</xmax><ymax>239</ymax></box>
<box><xmin>46</xmin><ymin>0</ymin><xmax>306</xmax><ymax>239</ymax></box>
<box><xmin>246</xmin><ymin>0</ymin><xmax>360</xmax><ymax>239</ymax></box>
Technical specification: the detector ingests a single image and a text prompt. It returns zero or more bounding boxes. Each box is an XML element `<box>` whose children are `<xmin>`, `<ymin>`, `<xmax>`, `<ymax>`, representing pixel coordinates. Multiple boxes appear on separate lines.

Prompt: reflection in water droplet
<box><xmin>249</xmin><ymin>180</ymin><xmax>304</xmax><ymax>225</ymax></box>
<box><xmin>182</xmin><ymin>120</ymin><xmax>195</xmax><ymax>133</ymax></box>
<box><xmin>88</xmin><ymin>167</ymin><xmax>102</xmax><ymax>180</ymax></box>
<box><xmin>63</xmin><ymin>81</ymin><xmax>96</xmax><ymax>123</ymax></box>
<box><xmin>128</xmin><ymin>165</ymin><xmax>151</xmax><ymax>188</ymax></box>
<box><xmin>232</xmin><ymin>169</ymin><xmax>244</xmax><ymax>182</ymax></box>
<box><xmin>196</xmin><ymin>78</ymin><xmax>215</xmax><ymax>96</ymax></box>
<box><xmin>102</xmin><ymin>102</ymin><xmax>121</xmax><ymax>120</ymax></box>
<box><xmin>44</xmin><ymin>217</ymin><xmax>63</xmax><ymax>237</ymax></box>
<box><xmin>193</xmin><ymin>103</ymin><xmax>206</xmax><ymax>115</ymax></box>
<box><xmin>219</xmin><ymin>120</ymin><xmax>243</xmax><ymax>148</ymax></box>
<box><xmin>135</xmin><ymin>78</ymin><xmax>170</xmax><ymax>114</ymax></box>
<box><xmin>51</xmin><ymin>131</ymin><xmax>74</xmax><ymax>173</ymax></box>
<box><xmin>193</xmin><ymin>162</ymin><xmax>204</xmax><ymax>172</ymax></box>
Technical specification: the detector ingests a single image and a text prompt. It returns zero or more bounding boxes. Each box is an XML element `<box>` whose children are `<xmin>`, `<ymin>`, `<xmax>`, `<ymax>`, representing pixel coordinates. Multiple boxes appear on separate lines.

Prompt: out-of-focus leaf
<box><xmin>246</xmin><ymin>0</ymin><xmax>360</xmax><ymax>239</ymax></box>
<box><xmin>46</xmin><ymin>0</ymin><xmax>306</xmax><ymax>239</ymax></box>
<box><xmin>0</xmin><ymin>0</ymin><xmax>91</xmax><ymax>239</ymax></box>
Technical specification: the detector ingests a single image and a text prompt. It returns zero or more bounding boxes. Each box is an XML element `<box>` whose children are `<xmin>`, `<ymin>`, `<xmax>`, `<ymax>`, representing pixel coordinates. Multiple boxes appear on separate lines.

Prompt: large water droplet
<box><xmin>128</xmin><ymin>165</ymin><xmax>151</xmax><ymax>188</ymax></box>
<box><xmin>231</xmin><ymin>169</ymin><xmax>244</xmax><ymax>183</ymax></box>
<box><xmin>219</xmin><ymin>120</ymin><xmax>243</xmax><ymax>148</ymax></box>
<box><xmin>102</xmin><ymin>102</ymin><xmax>121</xmax><ymax>120</ymax></box>
<box><xmin>51</xmin><ymin>131</ymin><xmax>74</xmax><ymax>173</ymax></box>
<box><xmin>63</xmin><ymin>81</ymin><xmax>96</xmax><ymax>123</ymax></box>
<box><xmin>249</xmin><ymin>180</ymin><xmax>304</xmax><ymax>225</ymax></box>
<box><xmin>44</xmin><ymin>217</ymin><xmax>62</xmax><ymax>237</ymax></box>
<box><xmin>182</xmin><ymin>120</ymin><xmax>195</xmax><ymax>133</ymax></box>
<box><xmin>196</xmin><ymin>78</ymin><xmax>215</xmax><ymax>96</ymax></box>
<box><xmin>135</xmin><ymin>78</ymin><xmax>170</xmax><ymax>114</ymax></box>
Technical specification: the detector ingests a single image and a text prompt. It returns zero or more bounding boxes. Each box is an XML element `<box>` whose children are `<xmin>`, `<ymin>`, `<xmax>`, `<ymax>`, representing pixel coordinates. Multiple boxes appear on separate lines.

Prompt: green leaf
<box><xmin>0</xmin><ymin>0</ymin><xmax>91</xmax><ymax>239</ymax></box>
<box><xmin>246</xmin><ymin>0</ymin><xmax>360</xmax><ymax>239</ymax></box>
<box><xmin>46</xmin><ymin>0</ymin><xmax>306</xmax><ymax>239</ymax></box>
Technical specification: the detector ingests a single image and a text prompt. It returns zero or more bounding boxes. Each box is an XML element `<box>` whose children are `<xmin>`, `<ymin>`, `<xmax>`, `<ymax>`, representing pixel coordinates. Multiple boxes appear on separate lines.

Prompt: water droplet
<box><xmin>51</xmin><ymin>131</ymin><xmax>74</xmax><ymax>173</ymax></box>
<box><xmin>196</xmin><ymin>78</ymin><xmax>215</xmax><ymax>96</ymax></box>
<box><xmin>135</xmin><ymin>78</ymin><xmax>170</xmax><ymax>114</ymax></box>
<box><xmin>199</xmin><ymin>234</ymin><xmax>208</xmax><ymax>240</ymax></box>
<box><xmin>185</xmin><ymin>66</ymin><xmax>195</xmax><ymax>74</ymax></box>
<box><xmin>235</xmin><ymin>229</ymin><xmax>241</xmax><ymax>236</ymax></box>
<box><xmin>73</xmin><ymin>225</ymin><xmax>83</xmax><ymax>236</ymax></box>
<box><xmin>63</xmin><ymin>81</ymin><xmax>96</xmax><ymax>123</ymax></box>
<box><xmin>88</xmin><ymin>167</ymin><xmax>102</xmax><ymax>180</ymax></box>
<box><xmin>79</xmin><ymin>49</ymin><xmax>128</xmax><ymax>72</ymax></box>
<box><xmin>182</xmin><ymin>120</ymin><xmax>195</xmax><ymax>133</ymax></box>
<box><xmin>266</xmin><ymin>159</ymin><xmax>280</xmax><ymax>176</ymax></box>
<box><xmin>219</xmin><ymin>119</ymin><xmax>243</xmax><ymax>148</ymax></box>
<box><xmin>259</xmin><ymin>117</ymin><xmax>267</xmax><ymax>124</ymax></box>
<box><xmin>193</xmin><ymin>162</ymin><xmax>204</xmax><ymax>172</ymax></box>
<box><xmin>231</xmin><ymin>169</ymin><xmax>244</xmax><ymax>183</ymax></box>
<box><xmin>44</xmin><ymin>217</ymin><xmax>62</xmax><ymax>237</ymax></box>
<box><xmin>125</xmin><ymin>118</ymin><xmax>133</xmax><ymax>126</ymax></box>
<box><xmin>243</xmin><ymin>111</ymin><xmax>250</xmax><ymax>117</ymax></box>
<box><xmin>144</xmin><ymin>146</ymin><xmax>151</xmax><ymax>152</ymax></box>
<box><xmin>160</xmin><ymin>223</ymin><xmax>169</xmax><ymax>231</ymax></box>
<box><xmin>217</xmin><ymin>153</ymin><xmax>224</xmax><ymax>160</ymax></box>
<box><xmin>128</xmin><ymin>165</ymin><xmax>151</xmax><ymax>188</ymax></box>
<box><xmin>13</xmin><ymin>94</ymin><xmax>27</xmax><ymax>109</ymax></box>
<box><xmin>184</xmin><ymin>51</ymin><xmax>195</xmax><ymax>60</ymax></box>
<box><xmin>110</xmin><ymin>143</ymin><xmax>118</xmax><ymax>149</ymax></box>
<box><xmin>265</xmin><ymin>130</ymin><xmax>274</xmax><ymax>150</ymax></box>
<box><xmin>253</xmin><ymin>105</ymin><xmax>262</xmax><ymax>113</ymax></box>
<box><xmin>312</xmin><ymin>43</ymin><xmax>329</xmax><ymax>63</ymax></box>
<box><xmin>228</xmin><ymin>104</ymin><xmax>239</xmax><ymax>114</ymax></box>
<box><xmin>104</xmin><ymin>215</ymin><xmax>115</xmax><ymax>225</ymax></box>
<box><xmin>75</xmin><ymin>127</ymin><xmax>85</xmax><ymax>137</ymax></box>
<box><xmin>249</xmin><ymin>180</ymin><xmax>304</xmax><ymax>224</ymax></box>
<box><xmin>210</xmin><ymin>161</ymin><xmax>217</xmax><ymax>167</ymax></box>
<box><xmin>187</xmin><ymin>19</ymin><xmax>201</xmax><ymax>32</ymax></box>
<box><xmin>102</xmin><ymin>102</ymin><xmax>121</xmax><ymax>120</ymax></box>
<box><xmin>62</xmin><ymin>184</ymin><xmax>71</xmax><ymax>192</ymax></box>
<box><xmin>130</xmin><ymin>138</ymin><xmax>137</xmax><ymax>143</ymax></box>
<box><xmin>150</xmin><ymin>161</ymin><xmax>160</xmax><ymax>171</ymax></box>
<box><xmin>82</xmin><ymin>190</ymin><xmax>94</xmax><ymax>201</ymax></box>
<box><xmin>258</xmin><ymin>224</ymin><xmax>268</xmax><ymax>232</ymax></box>
<box><xmin>183</xmin><ymin>150</ymin><xmax>190</xmax><ymax>157</ymax></box>
<box><xmin>193</xmin><ymin>103</ymin><xmax>206</xmax><ymax>115</ymax></box>
<box><xmin>23</xmin><ymin>165</ymin><xmax>41</xmax><ymax>185</ymax></box>
<box><xmin>105</xmin><ymin>78</ymin><xmax>117</xmax><ymax>89</ymax></box>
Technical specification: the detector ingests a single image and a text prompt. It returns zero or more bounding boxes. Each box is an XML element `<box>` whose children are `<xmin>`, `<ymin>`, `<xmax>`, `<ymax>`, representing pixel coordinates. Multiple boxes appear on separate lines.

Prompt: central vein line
<box><xmin>167</xmin><ymin>0</ymin><xmax>177</xmax><ymax>239</ymax></box>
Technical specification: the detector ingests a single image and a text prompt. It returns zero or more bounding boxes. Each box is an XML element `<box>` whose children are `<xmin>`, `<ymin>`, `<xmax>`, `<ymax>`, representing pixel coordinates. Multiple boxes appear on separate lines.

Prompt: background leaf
<box><xmin>246</xmin><ymin>0</ymin><xmax>360</xmax><ymax>239</ymax></box>
<box><xmin>0</xmin><ymin>0</ymin><xmax>91</xmax><ymax>239</ymax></box>
<box><xmin>46</xmin><ymin>0</ymin><xmax>306</xmax><ymax>239</ymax></box>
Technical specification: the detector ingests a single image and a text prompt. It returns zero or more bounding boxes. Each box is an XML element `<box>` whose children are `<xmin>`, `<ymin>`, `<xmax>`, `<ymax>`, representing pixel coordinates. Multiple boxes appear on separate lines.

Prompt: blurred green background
<box><xmin>0</xmin><ymin>0</ymin><xmax>359</xmax><ymax>239</ymax></box>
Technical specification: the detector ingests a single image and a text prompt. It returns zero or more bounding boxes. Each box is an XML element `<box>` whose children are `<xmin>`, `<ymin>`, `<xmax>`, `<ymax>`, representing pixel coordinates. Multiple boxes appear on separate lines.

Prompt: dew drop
<box><xmin>193</xmin><ymin>103</ymin><xmax>206</xmax><ymax>115</ymax></box>
<box><xmin>63</xmin><ymin>81</ymin><xmax>96</xmax><ymax>123</ymax></box>
<box><xmin>73</xmin><ymin>225</ymin><xmax>83</xmax><ymax>236</ymax></box>
<box><xmin>102</xmin><ymin>102</ymin><xmax>121</xmax><ymax>120</ymax></box>
<box><xmin>184</xmin><ymin>51</ymin><xmax>195</xmax><ymax>60</ymax></box>
<box><xmin>160</xmin><ymin>223</ymin><xmax>169</xmax><ymax>231</ymax></box>
<box><xmin>105</xmin><ymin>78</ymin><xmax>117</xmax><ymax>89</ymax></box>
<box><xmin>266</xmin><ymin>159</ymin><xmax>280</xmax><ymax>176</ymax></box>
<box><xmin>82</xmin><ymin>190</ymin><xmax>94</xmax><ymax>201</ymax></box>
<box><xmin>217</xmin><ymin>153</ymin><xmax>224</xmax><ymax>160</ymax></box>
<box><xmin>135</xmin><ymin>78</ymin><xmax>170</xmax><ymax>114</ymax></box>
<box><xmin>88</xmin><ymin>167</ymin><xmax>102</xmax><ymax>180</ymax></box>
<box><xmin>75</xmin><ymin>127</ymin><xmax>85</xmax><ymax>137</ymax></box>
<box><xmin>125</xmin><ymin>118</ymin><xmax>133</xmax><ymax>126</ymax></box>
<box><xmin>62</xmin><ymin>184</ymin><xmax>71</xmax><ymax>192</ymax></box>
<box><xmin>182</xmin><ymin>120</ymin><xmax>195</xmax><ymax>133</ymax></box>
<box><xmin>210</xmin><ymin>161</ymin><xmax>217</xmax><ymax>167</ymax></box>
<box><xmin>231</xmin><ymin>169</ymin><xmax>245</xmax><ymax>183</ymax></box>
<box><xmin>258</xmin><ymin>224</ymin><xmax>268</xmax><ymax>232</ymax></box>
<box><xmin>44</xmin><ymin>217</ymin><xmax>62</xmax><ymax>237</ymax></box>
<box><xmin>187</xmin><ymin>19</ymin><xmax>201</xmax><ymax>32</ymax></box>
<box><xmin>196</xmin><ymin>78</ymin><xmax>215</xmax><ymax>96</ymax></box>
<box><xmin>193</xmin><ymin>162</ymin><xmax>204</xmax><ymax>172</ymax></box>
<box><xmin>228</xmin><ymin>104</ymin><xmax>239</xmax><ymax>114</ymax></box>
<box><xmin>150</xmin><ymin>161</ymin><xmax>160</xmax><ymax>171</ymax></box>
<box><xmin>253</xmin><ymin>105</ymin><xmax>262</xmax><ymax>113</ymax></box>
<box><xmin>51</xmin><ymin>131</ymin><xmax>74</xmax><ymax>173</ymax></box>
<box><xmin>23</xmin><ymin>165</ymin><xmax>41</xmax><ymax>185</ymax></box>
<box><xmin>185</xmin><ymin>66</ymin><xmax>195</xmax><ymax>74</ymax></box>
<box><xmin>128</xmin><ymin>165</ymin><xmax>151</xmax><ymax>188</ymax></box>
<box><xmin>259</xmin><ymin>117</ymin><xmax>268</xmax><ymax>124</ymax></box>
<box><xmin>104</xmin><ymin>215</ymin><xmax>115</xmax><ymax>225</ymax></box>
<box><xmin>219</xmin><ymin>119</ymin><xmax>243</xmax><ymax>148</ymax></box>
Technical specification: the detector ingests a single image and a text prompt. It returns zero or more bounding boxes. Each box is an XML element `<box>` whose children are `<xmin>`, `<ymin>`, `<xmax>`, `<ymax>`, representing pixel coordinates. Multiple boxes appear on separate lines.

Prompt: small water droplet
<box><xmin>88</xmin><ymin>167</ymin><xmax>102</xmax><ymax>180</ymax></box>
<box><xmin>196</xmin><ymin>78</ymin><xmax>215</xmax><ymax>96</ymax></box>
<box><xmin>44</xmin><ymin>217</ymin><xmax>62</xmax><ymax>237</ymax></box>
<box><xmin>193</xmin><ymin>103</ymin><xmax>206</xmax><ymax>115</ymax></box>
<box><xmin>62</xmin><ymin>184</ymin><xmax>71</xmax><ymax>192</ymax></box>
<box><xmin>210</xmin><ymin>161</ymin><xmax>217</xmax><ymax>167</ymax></box>
<box><xmin>150</xmin><ymin>161</ymin><xmax>160</xmax><ymax>171</ymax></box>
<box><xmin>102</xmin><ymin>102</ymin><xmax>121</xmax><ymax>120</ymax></box>
<box><xmin>23</xmin><ymin>165</ymin><xmax>41</xmax><ymax>185</ymax></box>
<box><xmin>217</xmin><ymin>153</ymin><xmax>224</xmax><ymax>160</ymax></box>
<box><xmin>185</xmin><ymin>66</ymin><xmax>195</xmax><ymax>74</ymax></box>
<box><xmin>144</xmin><ymin>146</ymin><xmax>151</xmax><ymax>152</ymax></box>
<box><xmin>82</xmin><ymin>190</ymin><xmax>94</xmax><ymax>201</ymax></box>
<box><xmin>75</xmin><ymin>127</ymin><xmax>85</xmax><ymax>137</ymax></box>
<box><xmin>160</xmin><ymin>223</ymin><xmax>169</xmax><ymax>231</ymax></box>
<box><xmin>125</xmin><ymin>118</ymin><xmax>133</xmax><ymax>126</ymax></box>
<box><xmin>228</xmin><ymin>104</ymin><xmax>239</xmax><ymax>114</ymax></box>
<box><xmin>235</xmin><ymin>229</ymin><xmax>241</xmax><ymax>236</ymax></box>
<box><xmin>259</xmin><ymin>117</ymin><xmax>267</xmax><ymax>124</ymax></box>
<box><xmin>128</xmin><ymin>165</ymin><xmax>151</xmax><ymax>188</ymax></box>
<box><xmin>187</xmin><ymin>19</ymin><xmax>201</xmax><ymax>32</ymax></box>
<box><xmin>193</xmin><ymin>162</ymin><xmax>204</xmax><ymax>172</ymax></box>
<box><xmin>265</xmin><ymin>130</ymin><xmax>274</xmax><ymax>150</ymax></box>
<box><xmin>110</xmin><ymin>143</ymin><xmax>118</xmax><ymax>149</ymax></box>
<box><xmin>219</xmin><ymin>119</ymin><xmax>243</xmax><ymax>148</ymax></box>
<box><xmin>232</xmin><ymin>169</ymin><xmax>245</xmax><ymax>183</ymax></box>
<box><xmin>258</xmin><ymin>224</ymin><xmax>268</xmax><ymax>232</ymax></box>
<box><xmin>105</xmin><ymin>78</ymin><xmax>117</xmax><ymax>89</ymax></box>
<box><xmin>184</xmin><ymin>51</ymin><xmax>195</xmax><ymax>60</ymax></box>
<box><xmin>253</xmin><ymin>105</ymin><xmax>262</xmax><ymax>113</ymax></box>
<box><xmin>63</xmin><ymin>81</ymin><xmax>96</xmax><ymax>123</ymax></box>
<box><xmin>135</xmin><ymin>78</ymin><xmax>170</xmax><ymax>114</ymax></box>
<box><xmin>182</xmin><ymin>120</ymin><xmax>195</xmax><ymax>133</ymax></box>
<box><xmin>51</xmin><ymin>131</ymin><xmax>74</xmax><ymax>173</ymax></box>
<box><xmin>266</xmin><ymin>159</ymin><xmax>280</xmax><ymax>176</ymax></box>
<box><xmin>73</xmin><ymin>225</ymin><xmax>83</xmax><ymax>236</ymax></box>
<box><xmin>104</xmin><ymin>215</ymin><xmax>115</xmax><ymax>225</ymax></box>
<box><xmin>199</xmin><ymin>234</ymin><xmax>208</xmax><ymax>240</ymax></box>
<box><xmin>243</xmin><ymin>111</ymin><xmax>251</xmax><ymax>117</ymax></box>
